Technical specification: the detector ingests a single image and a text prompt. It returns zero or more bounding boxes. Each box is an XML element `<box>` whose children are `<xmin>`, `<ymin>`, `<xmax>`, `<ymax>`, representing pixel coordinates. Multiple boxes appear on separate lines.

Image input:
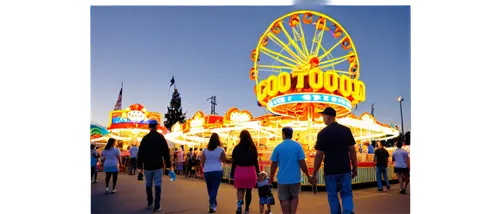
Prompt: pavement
<box><xmin>91</xmin><ymin>172</ymin><xmax>410</xmax><ymax>214</ymax></box>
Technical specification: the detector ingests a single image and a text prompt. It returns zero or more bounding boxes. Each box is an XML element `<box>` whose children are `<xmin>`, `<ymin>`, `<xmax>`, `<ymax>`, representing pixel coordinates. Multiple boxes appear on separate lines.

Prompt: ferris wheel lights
<box><xmin>252</xmin><ymin>10</ymin><xmax>363</xmax><ymax>117</ymax></box>
<box><xmin>251</xmin><ymin>49</ymin><xmax>260</xmax><ymax>62</ymax></box>
<box><xmin>249</xmin><ymin>68</ymin><xmax>256</xmax><ymax>81</ymax></box>
<box><xmin>315</xmin><ymin>17</ymin><xmax>329</xmax><ymax>31</ymax></box>
<box><xmin>261</xmin><ymin>36</ymin><xmax>268</xmax><ymax>47</ymax></box>
<box><xmin>271</xmin><ymin>21</ymin><xmax>282</xmax><ymax>35</ymax></box>
<box><xmin>289</xmin><ymin>14</ymin><xmax>300</xmax><ymax>27</ymax></box>
<box><xmin>303</xmin><ymin>12</ymin><xmax>313</xmax><ymax>24</ymax></box>
<box><xmin>309</xmin><ymin>57</ymin><xmax>319</xmax><ymax>67</ymax></box>
<box><xmin>341</xmin><ymin>37</ymin><xmax>352</xmax><ymax>50</ymax></box>
<box><xmin>333</xmin><ymin>27</ymin><xmax>343</xmax><ymax>39</ymax></box>
<box><xmin>348</xmin><ymin>52</ymin><xmax>356</xmax><ymax>63</ymax></box>
<box><xmin>349</xmin><ymin>63</ymin><xmax>358</xmax><ymax>79</ymax></box>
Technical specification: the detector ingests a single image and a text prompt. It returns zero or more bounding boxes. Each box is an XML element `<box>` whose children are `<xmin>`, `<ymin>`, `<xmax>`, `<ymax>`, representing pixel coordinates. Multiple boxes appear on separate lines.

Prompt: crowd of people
<box><xmin>91</xmin><ymin>107</ymin><xmax>410</xmax><ymax>214</ymax></box>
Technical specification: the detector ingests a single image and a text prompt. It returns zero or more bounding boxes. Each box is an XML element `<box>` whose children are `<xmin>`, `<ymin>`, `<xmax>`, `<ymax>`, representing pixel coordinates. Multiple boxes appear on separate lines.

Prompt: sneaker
<box><xmin>170</xmin><ymin>178</ymin><xmax>174</xmax><ymax>182</ymax></box>
<box><xmin>112</xmin><ymin>189</ymin><xmax>116</xmax><ymax>194</ymax></box>
<box><xmin>105</xmin><ymin>188</ymin><xmax>109</xmax><ymax>194</ymax></box>
<box><xmin>386</xmin><ymin>185</ymin><xmax>391</xmax><ymax>190</ymax></box>
<box><xmin>147</xmin><ymin>203</ymin><xmax>153</xmax><ymax>209</ymax></box>
<box><xmin>236</xmin><ymin>207</ymin><xmax>242</xmax><ymax>214</ymax></box>
<box><xmin>244</xmin><ymin>208</ymin><xmax>250</xmax><ymax>213</ymax></box>
<box><xmin>212</xmin><ymin>204</ymin><xmax>217</xmax><ymax>211</ymax></box>
<box><xmin>154</xmin><ymin>206</ymin><xmax>161</xmax><ymax>212</ymax></box>
<box><xmin>209</xmin><ymin>205</ymin><xmax>215</xmax><ymax>213</ymax></box>
<box><xmin>377</xmin><ymin>188</ymin><xmax>383</xmax><ymax>192</ymax></box>
<box><xmin>400</xmin><ymin>189</ymin><xmax>406</xmax><ymax>194</ymax></box>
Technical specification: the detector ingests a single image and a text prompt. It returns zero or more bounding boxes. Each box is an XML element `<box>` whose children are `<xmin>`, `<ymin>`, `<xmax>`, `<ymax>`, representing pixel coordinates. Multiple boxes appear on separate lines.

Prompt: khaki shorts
<box><xmin>277</xmin><ymin>183</ymin><xmax>301</xmax><ymax>201</ymax></box>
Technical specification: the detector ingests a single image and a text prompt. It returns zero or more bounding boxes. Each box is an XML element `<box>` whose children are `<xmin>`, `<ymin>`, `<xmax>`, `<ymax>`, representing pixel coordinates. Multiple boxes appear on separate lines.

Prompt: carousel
<box><xmin>106</xmin><ymin>103</ymin><xmax>169</xmax><ymax>148</ymax></box>
<box><xmin>165</xmin><ymin>107</ymin><xmax>399</xmax><ymax>185</ymax></box>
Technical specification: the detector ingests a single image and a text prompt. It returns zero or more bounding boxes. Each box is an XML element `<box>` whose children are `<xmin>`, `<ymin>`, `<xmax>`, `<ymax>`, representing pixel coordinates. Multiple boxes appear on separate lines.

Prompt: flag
<box><xmin>114</xmin><ymin>82</ymin><xmax>123</xmax><ymax>110</ymax></box>
<box><xmin>170</xmin><ymin>76</ymin><xmax>175</xmax><ymax>87</ymax></box>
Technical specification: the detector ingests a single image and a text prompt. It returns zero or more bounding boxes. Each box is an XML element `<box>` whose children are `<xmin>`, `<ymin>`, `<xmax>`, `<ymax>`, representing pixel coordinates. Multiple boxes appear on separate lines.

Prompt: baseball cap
<box><xmin>319</xmin><ymin>107</ymin><xmax>336</xmax><ymax>117</ymax></box>
<box><xmin>148</xmin><ymin>120</ymin><xmax>159</xmax><ymax>126</ymax></box>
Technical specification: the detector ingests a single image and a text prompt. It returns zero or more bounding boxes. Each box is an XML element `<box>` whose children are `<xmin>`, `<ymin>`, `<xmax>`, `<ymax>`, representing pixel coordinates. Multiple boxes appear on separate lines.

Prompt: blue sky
<box><xmin>91</xmin><ymin>6</ymin><xmax>411</xmax><ymax>131</ymax></box>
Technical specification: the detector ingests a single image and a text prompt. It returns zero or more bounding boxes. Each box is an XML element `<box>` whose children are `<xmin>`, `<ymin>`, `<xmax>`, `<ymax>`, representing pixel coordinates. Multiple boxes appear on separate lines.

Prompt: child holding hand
<box><xmin>257</xmin><ymin>171</ymin><xmax>274</xmax><ymax>214</ymax></box>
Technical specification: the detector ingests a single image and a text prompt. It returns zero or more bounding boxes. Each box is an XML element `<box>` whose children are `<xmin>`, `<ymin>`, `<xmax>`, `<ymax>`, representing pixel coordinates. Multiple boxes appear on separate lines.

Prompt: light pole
<box><xmin>397</xmin><ymin>96</ymin><xmax>405</xmax><ymax>139</ymax></box>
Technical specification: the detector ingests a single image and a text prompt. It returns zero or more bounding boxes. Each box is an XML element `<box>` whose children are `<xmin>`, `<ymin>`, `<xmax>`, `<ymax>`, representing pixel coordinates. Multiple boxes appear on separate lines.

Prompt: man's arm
<box><xmin>299</xmin><ymin>160</ymin><xmax>310</xmax><ymax>178</ymax></box>
<box><xmin>269</xmin><ymin>149</ymin><xmax>279</xmax><ymax>183</ymax></box>
<box><xmin>313</xmin><ymin>131</ymin><xmax>326</xmax><ymax>177</ymax></box>
<box><xmin>298</xmin><ymin>146</ymin><xmax>310</xmax><ymax>178</ymax></box>
<box><xmin>270</xmin><ymin>162</ymin><xmax>278</xmax><ymax>183</ymax></box>
<box><xmin>161</xmin><ymin>136</ymin><xmax>171</xmax><ymax>168</ymax></box>
<box><xmin>313</xmin><ymin>150</ymin><xmax>324</xmax><ymax>176</ymax></box>
<box><xmin>385</xmin><ymin>150</ymin><xmax>390</xmax><ymax>167</ymax></box>
<box><xmin>137</xmin><ymin>138</ymin><xmax>145</xmax><ymax>170</ymax></box>
<box><xmin>347</xmin><ymin>128</ymin><xmax>358</xmax><ymax>178</ymax></box>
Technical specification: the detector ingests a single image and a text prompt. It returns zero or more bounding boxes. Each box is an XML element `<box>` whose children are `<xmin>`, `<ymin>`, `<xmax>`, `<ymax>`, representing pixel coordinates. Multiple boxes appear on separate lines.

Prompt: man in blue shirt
<box><xmin>270</xmin><ymin>127</ymin><xmax>311</xmax><ymax>214</ymax></box>
<box><xmin>129</xmin><ymin>144</ymin><xmax>139</xmax><ymax>175</ymax></box>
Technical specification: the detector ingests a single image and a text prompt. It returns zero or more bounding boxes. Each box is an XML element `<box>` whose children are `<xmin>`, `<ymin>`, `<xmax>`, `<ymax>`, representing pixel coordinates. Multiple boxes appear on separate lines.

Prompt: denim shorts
<box><xmin>259</xmin><ymin>196</ymin><xmax>274</xmax><ymax>205</ymax></box>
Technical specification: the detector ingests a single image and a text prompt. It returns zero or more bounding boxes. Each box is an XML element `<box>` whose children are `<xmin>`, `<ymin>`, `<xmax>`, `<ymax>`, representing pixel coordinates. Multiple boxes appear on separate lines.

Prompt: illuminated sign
<box><xmin>127</xmin><ymin>110</ymin><xmax>146</xmax><ymax>122</ymax></box>
<box><xmin>256</xmin><ymin>69</ymin><xmax>366</xmax><ymax>104</ymax></box>
<box><xmin>267</xmin><ymin>93</ymin><xmax>352</xmax><ymax>111</ymax></box>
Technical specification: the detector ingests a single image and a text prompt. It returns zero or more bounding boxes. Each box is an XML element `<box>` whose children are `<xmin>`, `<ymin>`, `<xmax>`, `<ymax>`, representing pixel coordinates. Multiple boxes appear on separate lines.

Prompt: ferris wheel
<box><xmin>250</xmin><ymin>10</ymin><xmax>361</xmax><ymax>117</ymax></box>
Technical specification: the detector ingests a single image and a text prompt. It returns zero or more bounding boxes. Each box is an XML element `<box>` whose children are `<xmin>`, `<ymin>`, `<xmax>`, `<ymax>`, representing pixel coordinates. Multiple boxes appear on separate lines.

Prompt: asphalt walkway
<box><xmin>91</xmin><ymin>173</ymin><xmax>410</xmax><ymax>214</ymax></box>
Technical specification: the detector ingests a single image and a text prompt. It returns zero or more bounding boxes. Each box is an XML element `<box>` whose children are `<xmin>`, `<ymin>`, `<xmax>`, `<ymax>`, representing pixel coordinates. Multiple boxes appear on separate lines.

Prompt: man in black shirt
<box><xmin>374</xmin><ymin>141</ymin><xmax>390</xmax><ymax>191</ymax></box>
<box><xmin>137</xmin><ymin>120</ymin><xmax>171</xmax><ymax>212</ymax></box>
<box><xmin>310</xmin><ymin>107</ymin><xmax>357</xmax><ymax>214</ymax></box>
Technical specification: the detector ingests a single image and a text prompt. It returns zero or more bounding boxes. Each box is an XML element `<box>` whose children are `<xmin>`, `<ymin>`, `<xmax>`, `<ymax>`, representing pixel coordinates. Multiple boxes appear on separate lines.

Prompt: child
<box><xmin>257</xmin><ymin>171</ymin><xmax>274</xmax><ymax>214</ymax></box>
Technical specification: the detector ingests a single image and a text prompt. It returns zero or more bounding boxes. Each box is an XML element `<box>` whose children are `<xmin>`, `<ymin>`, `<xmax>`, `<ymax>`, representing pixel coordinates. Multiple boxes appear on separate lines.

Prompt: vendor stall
<box><xmin>107</xmin><ymin>103</ymin><xmax>168</xmax><ymax>148</ymax></box>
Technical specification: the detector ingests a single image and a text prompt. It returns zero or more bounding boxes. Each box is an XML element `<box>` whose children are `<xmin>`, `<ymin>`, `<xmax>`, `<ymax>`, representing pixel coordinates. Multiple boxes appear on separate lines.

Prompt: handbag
<box><xmin>137</xmin><ymin>172</ymin><xmax>144</xmax><ymax>181</ymax></box>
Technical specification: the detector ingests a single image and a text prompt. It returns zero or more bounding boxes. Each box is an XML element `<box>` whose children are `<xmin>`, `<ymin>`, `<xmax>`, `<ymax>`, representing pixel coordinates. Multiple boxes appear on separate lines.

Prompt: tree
<box><xmin>164</xmin><ymin>88</ymin><xmax>187</xmax><ymax>130</ymax></box>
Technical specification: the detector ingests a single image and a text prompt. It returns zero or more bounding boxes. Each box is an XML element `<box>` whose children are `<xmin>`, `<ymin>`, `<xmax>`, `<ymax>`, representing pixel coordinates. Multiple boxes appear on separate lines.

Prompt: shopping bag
<box><xmin>169</xmin><ymin>170</ymin><xmax>177</xmax><ymax>180</ymax></box>
<box><xmin>137</xmin><ymin>172</ymin><xmax>144</xmax><ymax>181</ymax></box>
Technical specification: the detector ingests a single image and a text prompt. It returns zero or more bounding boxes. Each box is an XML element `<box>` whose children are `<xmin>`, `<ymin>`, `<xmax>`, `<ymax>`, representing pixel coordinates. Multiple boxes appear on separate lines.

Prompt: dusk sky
<box><xmin>91</xmin><ymin>6</ymin><xmax>411</xmax><ymax>131</ymax></box>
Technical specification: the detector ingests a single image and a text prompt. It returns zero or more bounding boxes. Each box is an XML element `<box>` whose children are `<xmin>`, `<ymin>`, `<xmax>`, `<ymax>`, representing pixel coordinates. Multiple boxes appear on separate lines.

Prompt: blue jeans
<box><xmin>325</xmin><ymin>173</ymin><xmax>354</xmax><ymax>214</ymax></box>
<box><xmin>204</xmin><ymin>171</ymin><xmax>223</xmax><ymax>206</ymax></box>
<box><xmin>144</xmin><ymin>168</ymin><xmax>163</xmax><ymax>187</ymax></box>
<box><xmin>144</xmin><ymin>168</ymin><xmax>163</xmax><ymax>207</ymax></box>
<box><xmin>376</xmin><ymin>167</ymin><xmax>390</xmax><ymax>189</ymax></box>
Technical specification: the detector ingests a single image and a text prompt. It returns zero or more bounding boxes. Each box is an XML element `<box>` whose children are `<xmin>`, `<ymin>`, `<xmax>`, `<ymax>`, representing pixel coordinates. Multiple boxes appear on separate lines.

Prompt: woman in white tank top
<box><xmin>201</xmin><ymin>133</ymin><xmax>232</xmax><ymax>213</ymax></box>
